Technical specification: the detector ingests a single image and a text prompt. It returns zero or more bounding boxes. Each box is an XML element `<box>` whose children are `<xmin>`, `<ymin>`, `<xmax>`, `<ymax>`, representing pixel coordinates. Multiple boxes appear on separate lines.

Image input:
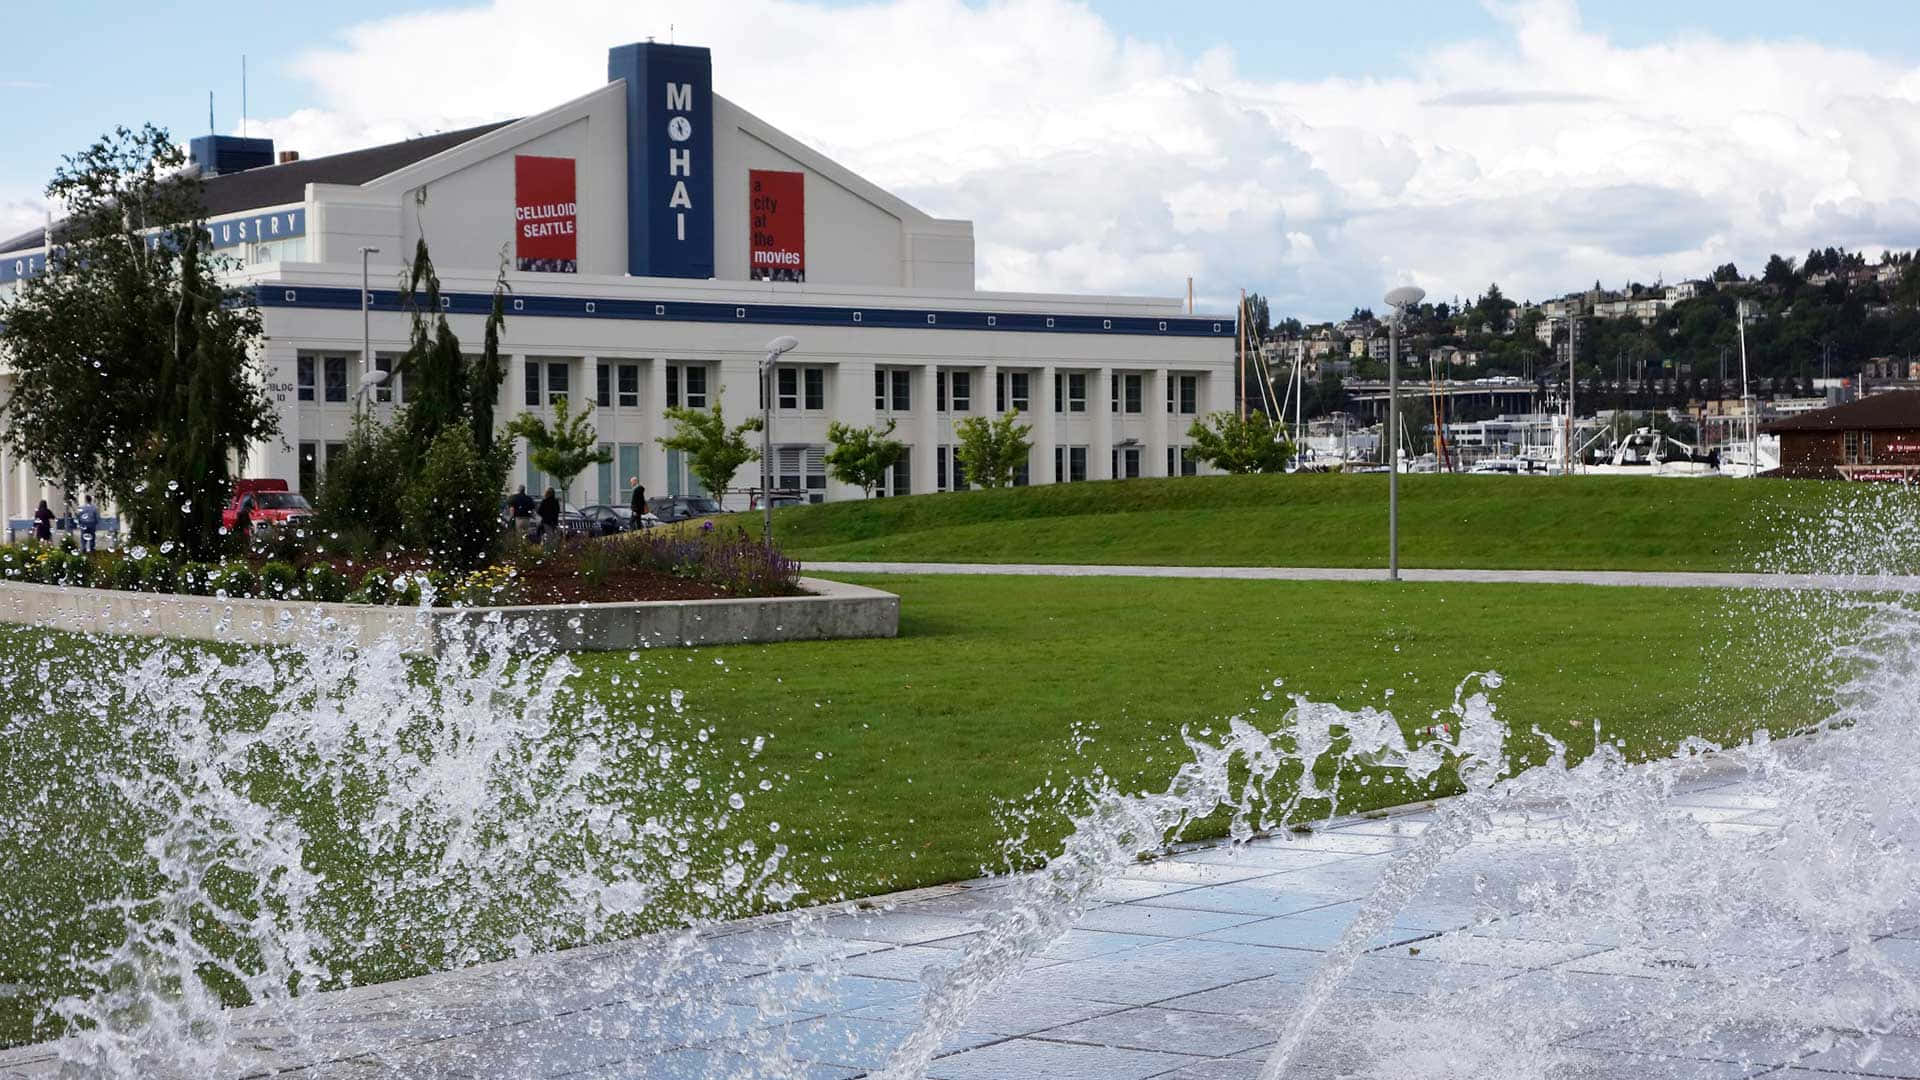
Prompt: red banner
<box><xmin>515</xmin><ymin>156</ymin><xmax>577</xmax><ymax>272</ymax></box>
<box><xmin>749</xmin><ymin>170</ymin><xmax>805</xmax><ymax>282</ymax></box>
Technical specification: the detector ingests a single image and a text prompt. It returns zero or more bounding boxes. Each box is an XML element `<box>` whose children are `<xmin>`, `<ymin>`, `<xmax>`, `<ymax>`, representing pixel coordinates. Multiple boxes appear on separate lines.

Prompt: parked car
<box><xmin>576</xmin><ymin>504</ymin><xmax>660</xmax><ymax>536</ymax></box>
<box><xmin>647</xmin><ymin>496</ymin><xmax>725</xmax><ymax>524</ymax></box>
<box><xmin>223</xmin><ymin>479</ymin><xmax>314</xmax><ymax>534</ymax></box>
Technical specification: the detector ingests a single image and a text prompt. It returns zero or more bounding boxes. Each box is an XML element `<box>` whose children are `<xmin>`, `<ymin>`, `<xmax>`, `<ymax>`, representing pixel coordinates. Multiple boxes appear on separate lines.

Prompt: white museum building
<box><xmin>0</xmin><ymin>41</ymin><xmax>1236</xmax><ymax>522</ymax></box>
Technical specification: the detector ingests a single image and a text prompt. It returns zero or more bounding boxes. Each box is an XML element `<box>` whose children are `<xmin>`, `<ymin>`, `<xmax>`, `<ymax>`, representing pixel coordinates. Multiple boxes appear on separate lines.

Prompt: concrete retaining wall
<box><xmin>0</xmin><ymin>577</ymin><xmax>897</xmax><ymax>651</ymax></box>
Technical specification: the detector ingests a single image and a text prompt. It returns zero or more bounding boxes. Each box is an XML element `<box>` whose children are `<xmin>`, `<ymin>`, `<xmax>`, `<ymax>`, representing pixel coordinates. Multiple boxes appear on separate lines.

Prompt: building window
<box><xmin>323</xmin><ymin>355</ymin><xmax>347</xmax><ymax>403</ymax></box>
<box><xmin>1123</xmin><ymin>374</ymin><xmax>1142</xmax><ymax>414</ymax></box>
<box><xmin>525</xmin><ymin>361</ymin><xmax>541</xmax><ymax>406</ymax></box>
<box><xmin>296</xmin><ymin>355</ymin><xmax>316</xmax><ymax>402</ymax></box>
<box><xmin>1054</xmin><ymin>374</ymin><xmax>1064</xmax><ymax>413</ymax></box>
<box><xmin>877</xmin><ymin>368</ymin><xmax>910</xmax><ymax>411</ymax></box>
<box><xmin>938</xmin><ymin>446</ymin><xmax>970</xmax><ymax>492</ymax></box>
<box><xmin>1009</xmin><ymin>372</ymin><xmax>1030</xmax><ymax>412</ymax></box>
<box><xmin>1066</xmin><ymin>373</ymin><xmax>1087</xmax><ymax>413</ymax></box>
<box><xmin>936</xmin><ymin>372</ymin><xmax>947</xmax><ymax>412</ymax></box>
<box><xmin>1069</xmin><ymin>446</ymin><xmax>1088</xmax><ymax>482</ymax></box>
<box><xmin>667</xmin><ymin>364</ymin><xmax>706</xmax><ymax>409</ymax></box>
<box><xmin>778</xmin><ymin>367</ymin><xmax>800</xmax><ymax>410</ymax></box>
<box><xmin>596</xmin><ymin>362</ymin><xmax>612</xmax><ymax>407</ymax></box>
<box><xmin>775</xmin><ymin>446</ymin><xmax>827</xmax><ymax>502</ymax></box>
<box><xmin>618</xmin><ymin>363</ymin><xmax>640</xmax><ymax>408</ymax></box>
<box><xmin>1114</xmin><ymin>446</ymin><xmax>1141</xmax><ymax>478</ymax></box>
<box><xmin>951</xmin><ymin>371</ymin><xmax>971</xmax><ymax>412</ymax></box>
<box><xmin>298</xmin><ymin>442</ymin><xmax>318</xmax><ymax>493</ymax></box>
<box><xmin>1111</xmin><ymin>373</ymin><xmax>1120</xmax><ymax>413</ymax></box>
<box><xmin>546</xmin><ymin>361</ymin><xmax>571</xmax><ymax>406</ymax></box>
<box><xmin>1013</xmin><ymin>461</ymin><xmax>1030</xmax><ymax>486</ymax></box>
<box><xmin>804</xmin><ymin>367</ymin><xmax>825</xmax><ymax>410</ymax></box>
<box><xmin>324</xmin><ymin>441</ymin><xmax>346</xmax><ymax>473</ymax></box>
<box><xmin>1175</xmin><ymin>375</ymin><xmax>1198</xmax><ymax>415</ymax></box>
<box><xmin>369</xmin><ymin>354</ymin><xmax>395</xmax><ymax>404</ymax></box>
<box><xmin>1054</xmin><ymin>445</ymin><xmax>1064</xmax><ymax>481</ymax></box>
<box><xmin>880</xmin><ymin>450</ymin><xmax>911</xmax><ymax>497</ymax></box>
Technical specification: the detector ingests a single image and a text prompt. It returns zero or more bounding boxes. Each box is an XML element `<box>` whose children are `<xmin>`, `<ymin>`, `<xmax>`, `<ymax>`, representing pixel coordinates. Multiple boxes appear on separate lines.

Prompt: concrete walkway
<box><xmin>6</xmin><ymin>758</ymin><xmax>1915</xmax><ymax>1078</ymax></box>
<box><xmin>805</xmin><ymin>561</ymin><xmax>1920</xmax><ymax>592</ymax></box>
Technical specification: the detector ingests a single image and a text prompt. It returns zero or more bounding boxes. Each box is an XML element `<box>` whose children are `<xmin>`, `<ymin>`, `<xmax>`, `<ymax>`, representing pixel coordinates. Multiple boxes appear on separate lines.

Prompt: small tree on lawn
<box><xmin>658</xmin><ymin>401</ymin><xmax>761</xmax><ymax>509</ymax></box>
<box><xmin>824</xmin><ymin>420</ymin><xmax>906</xmax><ymax>498</ymax></box>
<box><xmin>951</xmin><ymin>410</ymin><xmax>1032</xmax><ymax>489</ymax></box>
<box><xmin>1185</xmin><ymin>411</ymin><xmax>1294</xmax><ymax>474</ymax></box>
<box><xmin>505</xmin><ymin>395</ymin><xmax>611</xmax><ymax>504</ymax></box>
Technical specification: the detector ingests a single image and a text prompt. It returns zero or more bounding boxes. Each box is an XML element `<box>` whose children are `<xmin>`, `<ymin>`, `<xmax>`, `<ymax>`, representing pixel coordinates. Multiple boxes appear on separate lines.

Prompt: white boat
<box><xmin>1582</xmin><ymin>428</ymin><xmax>1720</xmax><ymax>477</ymax></box>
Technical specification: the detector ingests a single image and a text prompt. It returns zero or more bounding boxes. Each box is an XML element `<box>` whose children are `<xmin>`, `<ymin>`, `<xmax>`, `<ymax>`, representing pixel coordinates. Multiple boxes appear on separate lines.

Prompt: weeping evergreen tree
<box><xmin>317</xmin><ymin>237</ymin><xmax>512</xmax><ymax>566</ymax></box>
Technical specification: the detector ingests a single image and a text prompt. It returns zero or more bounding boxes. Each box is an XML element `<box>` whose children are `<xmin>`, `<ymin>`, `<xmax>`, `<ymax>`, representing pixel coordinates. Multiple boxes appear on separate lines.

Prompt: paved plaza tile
<box><xmin>11</xmin><ymin>763</ymin><xmax>1920</xmax><ymax>1078</ymax></box>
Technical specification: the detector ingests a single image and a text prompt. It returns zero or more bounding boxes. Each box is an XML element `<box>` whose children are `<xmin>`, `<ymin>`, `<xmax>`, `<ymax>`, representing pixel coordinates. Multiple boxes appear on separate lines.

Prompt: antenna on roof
<box><xmin>242</xmin><ymin>55</ymin><xmax>248</xmax><ymax>137</ymax></box>
<box><xmin>208</xmin><ymin>91</ymin><xmax>215</xmax><ymax>138</ymax></box>
<box><xmin>670</xmin><ymin>23</ymin><xmax>675</xmax><ymax>44</ymax></box>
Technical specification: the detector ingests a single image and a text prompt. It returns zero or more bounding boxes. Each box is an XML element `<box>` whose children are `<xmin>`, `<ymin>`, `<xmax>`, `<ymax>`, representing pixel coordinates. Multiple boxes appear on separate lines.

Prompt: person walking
<box><xmin>32</xmin><ymin>500</ymin><xmax>53</xmax><ymax>543</ymax></box>
<box><xmin>536</xmin><ymin>487</ymin><xmax>560</xmax><ymax>543</ymax></box>
<box><xmin>75</xmin><ymin>496</ymin><xmax>101</xmax><ymax>554</ymax></box>
<box><xmin>508</xmin><ymin>484</ymin><xmax>537</xmax><ymax>539</ymax></box>
<box><xmin>628</xmin><ymin>476</ymin><xmax>647</xmax><ymax>531</ymax></box>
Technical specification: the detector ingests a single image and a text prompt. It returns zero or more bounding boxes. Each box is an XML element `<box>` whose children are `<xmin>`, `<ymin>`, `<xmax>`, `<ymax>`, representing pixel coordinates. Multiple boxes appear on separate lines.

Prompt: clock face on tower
<box><xmin>667</xmin><ymin>116</ymin><xmax>692</xmax><ymax>142</ymax></box>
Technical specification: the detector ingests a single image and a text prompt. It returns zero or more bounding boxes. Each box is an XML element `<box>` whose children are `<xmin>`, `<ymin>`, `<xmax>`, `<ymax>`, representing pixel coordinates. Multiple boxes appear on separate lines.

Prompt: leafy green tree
<box><xmin>658</xmin><ymin>402</ymin><xmax>761</xmax><ymax>509</ymax></box>
<box><xmin>1713</xmin><ymin>263</ymin><xmax>1741</xmax><ymax>283</ymax></box>
<box><xmin>1763</xmin><ymin>254</ymin><xmax>1798</xmax><ymax>287</ymax></box>
<box><xmin>951</xmin><ymin>410</ymin><xmax>1033</xmax><ymax>489</ymax></box>
<box><xmin>505</xmin><ymin>395</ymin><xmax>612</xmax><ymax>503</ymax></box>
<box><xmin>0</xmin><ymin>124</ymin><xmax>276</xmax><ymax>560</ymax></box>
<box><xmin>824</xmin><ymin>420</ymin><xmax>905</xmax><ymax>498</ymax></box>
<box><xmin>314</xmin><ymin>415</ymin><xmax>409</xmax><ymax>544</ymax></box>
<box><xmin>1185</xmin><ymin>411</ymin><xmax>1294</xmax><ymax>474</ymax></box>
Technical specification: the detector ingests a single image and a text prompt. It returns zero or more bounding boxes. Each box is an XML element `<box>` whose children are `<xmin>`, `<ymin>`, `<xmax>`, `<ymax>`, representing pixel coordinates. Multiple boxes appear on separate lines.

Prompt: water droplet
<box><xmin>728</xmin><ymin>793</ymin><xmax>745</xmax><ymax>810</ymax></box>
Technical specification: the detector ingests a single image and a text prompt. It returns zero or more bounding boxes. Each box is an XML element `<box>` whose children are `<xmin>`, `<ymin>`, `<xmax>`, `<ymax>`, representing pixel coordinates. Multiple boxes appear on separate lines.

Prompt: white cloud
<box><xmin>244</xmin><ymin>0</ymin><xmax>1920</xmax><ymax>319</ymax></box>
<box><xmin>0</xmin><ymin>189</ymin><xmax>46</xmax><ymax>246</ymax></box>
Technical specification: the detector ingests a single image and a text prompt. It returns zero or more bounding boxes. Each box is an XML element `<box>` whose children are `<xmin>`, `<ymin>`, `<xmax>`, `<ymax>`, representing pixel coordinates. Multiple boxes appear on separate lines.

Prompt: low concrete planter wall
<box><xmin>0</xmin><ymin>576</ymin><xmax>897</xmax><ymax>651</ymax></box>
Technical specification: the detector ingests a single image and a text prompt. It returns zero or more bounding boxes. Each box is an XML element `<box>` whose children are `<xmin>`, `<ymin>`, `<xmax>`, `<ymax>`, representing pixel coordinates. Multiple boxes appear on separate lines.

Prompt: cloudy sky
<box><xmin>7</xmin><ymin>0</ymin><xmax>1920</xmax><ymax>319</ymax></box>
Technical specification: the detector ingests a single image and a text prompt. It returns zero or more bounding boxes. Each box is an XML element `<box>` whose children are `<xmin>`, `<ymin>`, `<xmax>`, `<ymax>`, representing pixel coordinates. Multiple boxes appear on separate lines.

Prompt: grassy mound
<box><xmin>774</xmin><ymin>474</ymin><xmax>1854</xmax><ymax>572</ymax></box>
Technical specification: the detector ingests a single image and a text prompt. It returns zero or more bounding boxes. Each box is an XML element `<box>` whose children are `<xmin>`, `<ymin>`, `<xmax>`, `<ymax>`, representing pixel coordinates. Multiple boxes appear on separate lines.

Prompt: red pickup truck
<box><xmin>222</xmin><ymin>479</ymin><xmax>315</xmax><ymax>533</ymax></box>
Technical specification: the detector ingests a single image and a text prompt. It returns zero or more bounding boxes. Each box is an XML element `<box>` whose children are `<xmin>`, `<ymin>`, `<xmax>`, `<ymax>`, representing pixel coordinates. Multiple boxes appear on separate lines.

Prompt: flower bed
<box><xmin>0</xmin><ymin>527</ymin><xmax>803</xmax><ymax>607</ymax></box>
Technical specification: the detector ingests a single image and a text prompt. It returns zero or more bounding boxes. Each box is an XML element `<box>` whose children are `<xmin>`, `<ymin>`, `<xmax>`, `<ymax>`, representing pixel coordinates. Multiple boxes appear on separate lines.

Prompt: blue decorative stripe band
<box><xmin>253</xmin><ymin>285</ymin><xmax>1234</xmax><ymax>338</ymax></box>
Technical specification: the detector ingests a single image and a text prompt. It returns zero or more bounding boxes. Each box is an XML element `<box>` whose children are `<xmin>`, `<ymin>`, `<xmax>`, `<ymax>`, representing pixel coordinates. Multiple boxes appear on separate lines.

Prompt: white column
<box><xmin>645</xmin><ymin>358</ymin><xmax>669</xmax><ymax>497</ymax></box>
<box><xmin>981</xmin><ymin>362</ymin><xmax>998</xmax><ymax>415</ymax></box>
<box><xmin>718</xmin><ymin>356</ymin><xmax>759</xmax><ymax>500</ymax></box>
<box><xmin>914</xmin><ymin>364</ymin><xmax>939</xmax><ymax>495</ymax></box>
<box><xmin>1092</xmin><ymin>366</ymin><xmax>1114</xmax><ymax>480</ymax></box>
<box><xmin>830</xmin><ymin>358</ymin><xmax>878</xmax><ymax>501</ymax></box>
<box><xmin>1148</xmin><ymin>368</ymin><xmax>1170</xmax><ymax>477</ymax></box>
<box><xmin>1035</xmin><ymin>366</ymin><xmax>1057</xmax><ymax>485</ymax></box>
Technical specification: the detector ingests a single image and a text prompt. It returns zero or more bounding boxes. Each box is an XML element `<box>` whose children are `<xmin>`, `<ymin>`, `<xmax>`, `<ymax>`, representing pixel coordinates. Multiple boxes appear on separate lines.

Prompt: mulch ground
<box><xmin>509</xmin><ymin>562</ymin><xmax>736</xmax><ymax>604</ymax></box>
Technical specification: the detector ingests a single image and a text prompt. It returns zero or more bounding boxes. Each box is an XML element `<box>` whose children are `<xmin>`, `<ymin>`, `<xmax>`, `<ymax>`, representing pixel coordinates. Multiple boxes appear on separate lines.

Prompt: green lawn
<box><xmin>771</xmin><ymin>473</ymin><xmax>1898</xmax><ymax>572</ymax></box>
<box><xmin>0</xmin><ymin>573</ymin><xmax>1846</xmax><ymax>1046</ymax></box>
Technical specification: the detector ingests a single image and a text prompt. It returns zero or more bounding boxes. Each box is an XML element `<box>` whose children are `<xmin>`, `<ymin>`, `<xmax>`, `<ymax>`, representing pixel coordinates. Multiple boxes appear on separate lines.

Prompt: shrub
<box><xmin>303</xmin><ymin>565</ymin><xmax>348</xmax><ymax>603</ymax></box>
<box><xmin>314</xmin><ymin>416</ymin><xmax>409</xmax><ymax>544</ymax></box>
<box><xmin>138</xmin><ymin>556</ymin><xmax>179</xmax><ymax>594</ymax></box>
<box><xmin>453</xmin><ymin>564</ymin><xmax>523</xmax><ymax>607</ymax></box>
<box><xmin>259</xmin><ymin>561</ymin><xmax>299</xmax><ymax>598</ymax></box>
<box><xmin>105</xmin><ymin>555</ymin><xmax>143</xmax><ymax>592</ymax></box>
<box><xmin>59</xmin><ymin>553</ymin><xmax>92</xmax><ymax>587</ymax></box>
<box><xmin>0</xmin><ymin>549</ymin><xmax>28</xmax><ymax>581</ymax></box>
<box><xmin>208</xmin><ymin>563</ymin><xmax>258</xmax><ymax>599</ymax></box>
<box><xmin>402</xmin><ymin>429</ymin><xmax>511</xmax><ymax>573</ymax></box>
<box><xmin>347</xmin><ymin>569</ymin><xmax>393</xmax><ymax>605</ymax></box>
<box><xmin>179</xmin><ymin>561</ymin><xmax>217</xmax><ymax>596</ymax></box>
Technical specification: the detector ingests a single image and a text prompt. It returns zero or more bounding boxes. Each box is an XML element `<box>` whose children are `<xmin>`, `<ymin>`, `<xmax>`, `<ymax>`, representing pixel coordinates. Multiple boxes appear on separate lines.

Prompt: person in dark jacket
<box><xmin>507</xmin><ymin>484</ymin><xmax>537</xmax><ymax>539</ymax></box>
<box><xmin>536</xmin><ymin>487</ymin><xmax>560</xmax><ymax>542</ymax></box>
<box><xmin>32</xmin><ymin>500</ymin><xmax>53</xmax><ymax>542</ymax></box>
<box><xmin>629</xmin><ymin>476</ymin><xmax>647</xmax><ymax>530</ymax></box>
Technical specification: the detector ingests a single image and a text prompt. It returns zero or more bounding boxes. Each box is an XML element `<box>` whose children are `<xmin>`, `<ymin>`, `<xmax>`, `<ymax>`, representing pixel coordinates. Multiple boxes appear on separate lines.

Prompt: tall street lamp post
<box><xmin>358</xmin><ymin>246</ymin><xmax>380</xmax><ymax>419</ymax></box>
<box><xmin>1383</xmin><ymin>286</ymin><xmax>1425</xmax><ymax>582</ymax></box>
<box><xmin>760</xmin><ymin>336</ymin><xmax>800</xmax><ymax>549</ymax></box>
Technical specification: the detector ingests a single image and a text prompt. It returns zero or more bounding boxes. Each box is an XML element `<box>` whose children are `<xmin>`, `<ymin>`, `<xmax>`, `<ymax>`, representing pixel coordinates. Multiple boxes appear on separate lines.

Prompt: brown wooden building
<box><xmin>1763</xmin><ymin>390</ymin><xmax>1920</xmax><ymax>480</ymax></box>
